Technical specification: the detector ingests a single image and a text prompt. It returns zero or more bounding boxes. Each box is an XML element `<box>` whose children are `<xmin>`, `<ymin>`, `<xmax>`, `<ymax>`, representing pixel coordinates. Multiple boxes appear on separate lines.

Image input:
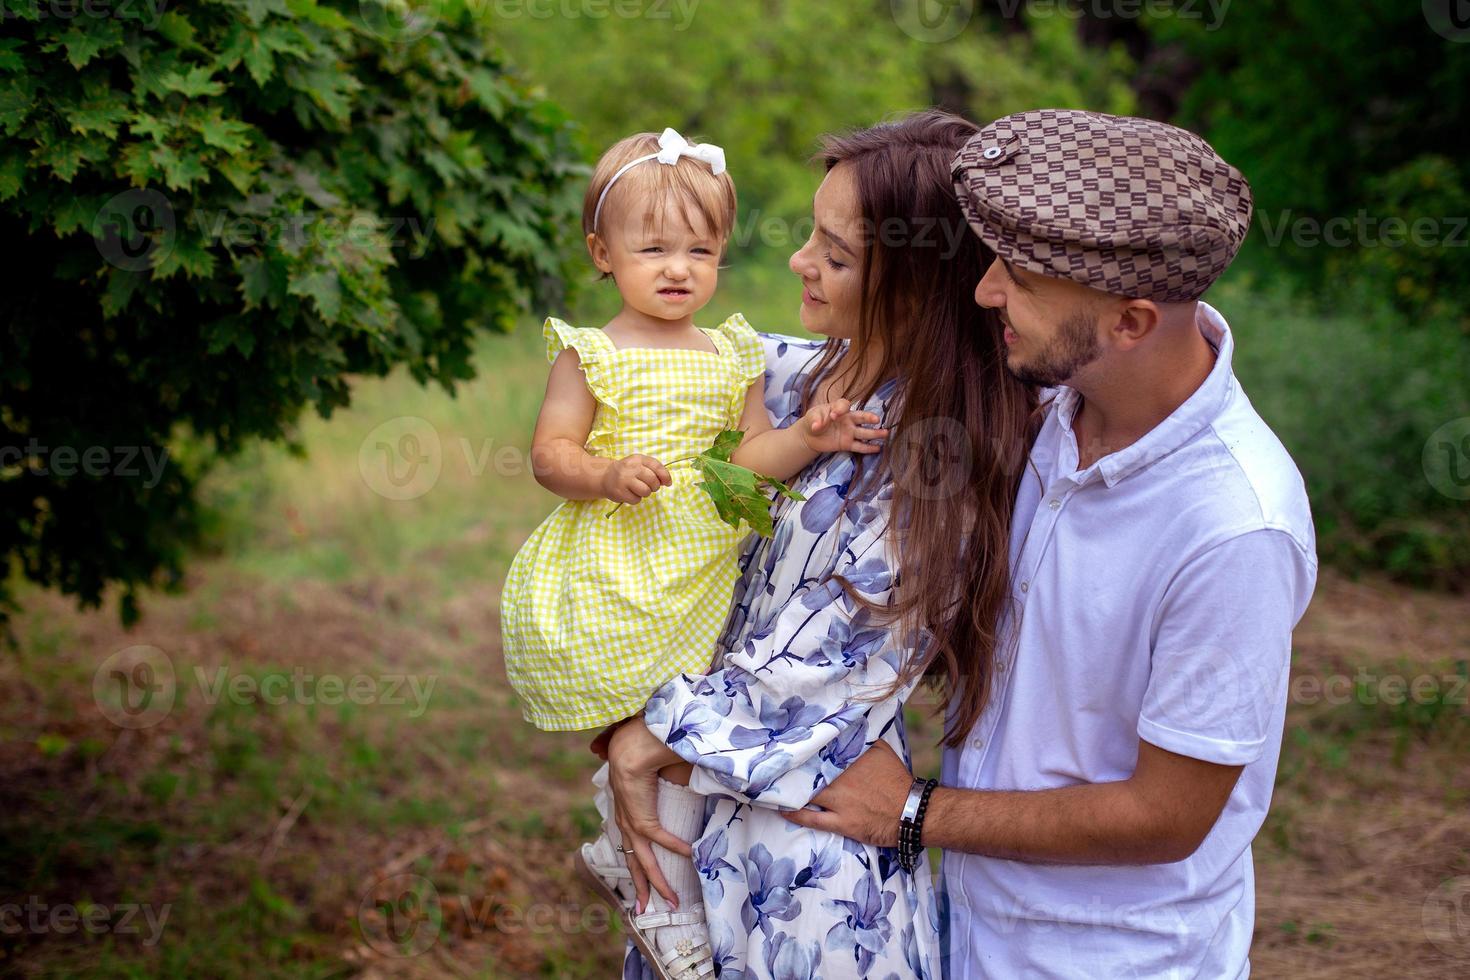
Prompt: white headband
<box><xmin>591</xmin><ymin>127</ymin><xmax>728</xmax><ymax>233</ymax></box>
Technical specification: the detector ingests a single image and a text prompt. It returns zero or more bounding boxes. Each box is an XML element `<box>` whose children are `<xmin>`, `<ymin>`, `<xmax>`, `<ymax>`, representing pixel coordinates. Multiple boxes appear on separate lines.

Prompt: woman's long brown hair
<box><xmin>801</xmin><ymin>110</ymin><xmax>1037</xmax><ymax>748</ymax></box>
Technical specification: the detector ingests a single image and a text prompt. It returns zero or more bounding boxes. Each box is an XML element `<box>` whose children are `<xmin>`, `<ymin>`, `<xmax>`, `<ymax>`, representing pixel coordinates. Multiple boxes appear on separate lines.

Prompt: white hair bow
<box><xmin>593</xmin><ymin>127</ymin><xmax>728</xmax><ymax>231</ymax></box>
<box><xmin>653</xmin><ymin>127</ymin><xmax>726</xmax><ymax>175</ymax></box>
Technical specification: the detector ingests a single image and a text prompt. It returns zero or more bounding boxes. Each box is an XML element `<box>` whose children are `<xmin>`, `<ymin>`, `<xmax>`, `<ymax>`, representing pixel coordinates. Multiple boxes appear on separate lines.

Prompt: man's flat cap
<box><xmin>952</xmin><ymin>109</ymin><xmax>1253</xmax><ymax>303</ymax></box>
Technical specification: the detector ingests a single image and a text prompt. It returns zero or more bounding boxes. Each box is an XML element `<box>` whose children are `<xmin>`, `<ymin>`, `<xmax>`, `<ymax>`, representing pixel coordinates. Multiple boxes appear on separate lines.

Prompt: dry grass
<box><xmin>4</xmin><ymin>562</ymin><xmax>1466</xmax><ymax>977</ymax></box>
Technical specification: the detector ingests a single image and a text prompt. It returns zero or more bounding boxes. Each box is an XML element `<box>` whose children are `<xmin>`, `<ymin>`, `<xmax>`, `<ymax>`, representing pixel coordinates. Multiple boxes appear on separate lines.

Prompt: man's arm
<box><xmin>784</xmin><ymin>737</ymin><xmax>1242</xmax><ymax>865</ymax></box>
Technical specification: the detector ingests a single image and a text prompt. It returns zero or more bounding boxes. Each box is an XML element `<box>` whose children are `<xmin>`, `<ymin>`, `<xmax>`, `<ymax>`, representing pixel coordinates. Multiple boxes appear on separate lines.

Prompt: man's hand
<box><xmin>783</xmin><ymin>740</ymin><xmax>913</xmax><ymax>846</ymax></box>
<box><xmin>786</xmin><ymin>738</ymin><xmax>1243</xmax><ymax>865</ymax></box>
<box><xmin>798</xmin><ymin>399</ymin><xmax>888</xmax><ymax>456</ymax></box>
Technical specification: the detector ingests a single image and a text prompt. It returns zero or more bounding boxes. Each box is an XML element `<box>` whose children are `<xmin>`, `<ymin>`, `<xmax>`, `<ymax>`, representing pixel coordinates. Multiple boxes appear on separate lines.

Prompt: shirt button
<box><xmin>1020</xmin><ymin>581</ymin><xmax>1029</xmax><ymax>593</ymax></box>
<box><xmin>970</xmin><ymin>737</ymin><xmax>984</xmax><ymax>750</ymax></box>
<box><xmin>996</xmin><ymin>661</ymin><xmax>1007</xmax><ymax>673</ymax></box>
<box><xmin>1049</xmin><ymin>499</ymin><xmax>1061</xmax><ymax>511</ymax></box>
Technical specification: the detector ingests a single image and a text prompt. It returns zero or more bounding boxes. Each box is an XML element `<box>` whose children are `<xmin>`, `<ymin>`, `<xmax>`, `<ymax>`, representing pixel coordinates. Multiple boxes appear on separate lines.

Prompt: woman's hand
<box><xmin>601</xmin><ymin>453</ymin><xmax>672</xmax><ymax>504</ymax></box>
<box><xmin>798</xmin><ymin>399</ymin><xmax>888</xmax><ymax>456</ymax></box>
<box><xmin>607</xmin><ymin>718</ymin><xmax>690</xmax><ymax>912</ymax></box>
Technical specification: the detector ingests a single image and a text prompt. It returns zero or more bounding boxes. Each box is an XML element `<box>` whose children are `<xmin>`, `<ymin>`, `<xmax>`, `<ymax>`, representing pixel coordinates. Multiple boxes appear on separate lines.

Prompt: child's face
<box><xmin>587</xmin><ymin>205</ymin><xmax>721</xmax><ymax>323</ymax></box>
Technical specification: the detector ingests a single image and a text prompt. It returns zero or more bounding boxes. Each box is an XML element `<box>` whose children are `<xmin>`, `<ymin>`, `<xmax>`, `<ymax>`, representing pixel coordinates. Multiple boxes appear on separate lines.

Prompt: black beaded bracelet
<box><xmin>897</xmin><ymin>777</ymin><xmax>938</xmax><ymax>872</ymax></box>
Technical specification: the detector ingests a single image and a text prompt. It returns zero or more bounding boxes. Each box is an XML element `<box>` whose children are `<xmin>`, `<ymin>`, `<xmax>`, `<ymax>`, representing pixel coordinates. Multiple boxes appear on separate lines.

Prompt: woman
<box><xmin>606</xmin><ymin>110</ymin><xmax>1036</xmax><ymax>979</ymax></box>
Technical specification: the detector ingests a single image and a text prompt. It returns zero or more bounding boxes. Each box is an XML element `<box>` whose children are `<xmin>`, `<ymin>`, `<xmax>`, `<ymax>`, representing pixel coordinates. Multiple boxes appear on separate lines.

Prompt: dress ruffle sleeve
<box><xmin>715</xmin><ymin>313</ymin><xmax>767</xmax><ymax>386</ymax></box>
<box><xmin>543</xmin><ymin>317</ymin><xmax>614</xmax><ymax>404</ymax></box>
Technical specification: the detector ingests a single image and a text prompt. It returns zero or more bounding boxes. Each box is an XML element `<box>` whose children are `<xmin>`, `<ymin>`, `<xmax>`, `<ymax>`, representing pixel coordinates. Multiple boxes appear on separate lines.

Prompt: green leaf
<box><xmin>52</xmin><ymin>193</ymin><xmax>98</xmax><ymax>235</ymax></box>
<box><xmin>288</xmin><ymin>268</ymin><xmax>342</xmax><ymax>321</ymax></box>
<box><xmin>216</xmin><ymin>155</ymin><xmax>260</xmax><ymax>195</ymax></box>
<box><xmin>0</xmin><ymin>76</ymin><xmax>36</xmax><ymax>133</ymax></box>
<box><xmin>466</xmin><ymin>68</ymin><xmax>508</xmax><ymax>118</ymax></box>
<box><xmin>149</xmin><ymin>144</ymin><xmax>209</xmax><ymax>190</ymax></box>
<box><xmin>153</xmin><ymin>234</ymin><xmax>216</xmax><ymax>281</ymax></box>
<box><xmin>58</xmin><ymin>24</ymin><xmax>120</xmax><ymax>70</ymax></box>
<box><xmin>197</xmin><ymin>115</ymin><xmax>252</xmax><ymax>154</ymax></box>
<box><xmin>159</xmin><ymin>66</ymin><xmax>225</xmax><ymax>99</ymax></box>
<box><xmin>63</xmin><ymin>100</ymin><xmax>130</xmax><ymax>139</ymax></box>
<box><xmin>286</xmin><ymin>0</ymin><xmax>354</xmax><ymax>31</ymax></box>
<box><xmin>0</xmin><ymin>152</ymin><xmax>24</xmax><ymax>201</ymax></box>
<box><xmin>99</xmin><ymin>268</ymin><xmax>142</xmax><ymax>319</ymax></box>
<box><xmin>238</xmin><ymin>256</ymin><xmax>275</xmax><ymax>308</ymax></box>
<box><xmin>241</xmin><ymin>36</ymin><xmax>276</xmax><ymax>86</ymax></box>
<box><xmin>690</xmin><ymin>430</ymin><xmax>806</xmax><ymax>538</ymax></box>
<box><xmin>33</xmin><ymin>137</ymin><xmax>87</xmax><ymax>182</ymax></box>
<box><xmin>156</xmin><ymin>12</ymin><xmax>200</xmax><ymax>49</ymax></box>
<box><xmin>0</xmin><ymin>38</ymin><xmax>25</xmax><ymax>74</ymax></box>
<box><xmin>704</xmin><ymin>429</ymin><xmax>744</xmax><ymax>464</ymax></box>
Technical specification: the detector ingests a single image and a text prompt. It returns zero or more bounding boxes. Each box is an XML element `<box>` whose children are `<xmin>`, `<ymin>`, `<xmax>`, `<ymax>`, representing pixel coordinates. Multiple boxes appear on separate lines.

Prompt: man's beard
<box><xmin>1006</xmin><ymin>308</ymin><xmax>1102</xmax><ymax>388</ymax></box>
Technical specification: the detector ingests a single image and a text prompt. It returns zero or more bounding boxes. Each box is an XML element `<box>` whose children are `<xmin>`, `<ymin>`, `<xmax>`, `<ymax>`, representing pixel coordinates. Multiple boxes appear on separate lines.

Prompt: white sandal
<box><xmin>627</xmin><ymin>904</ymin><xmax>715</xmax><ymax>980</ymax></box>
<box><xmin>573</xmin><ymin>835</ymin><xmax>714</xmax><ymax>980</ymax></box>
<box><xmin>573</xmin><ymin>834</ymin><xmax>636</xmax><ymax>909</ymax></box>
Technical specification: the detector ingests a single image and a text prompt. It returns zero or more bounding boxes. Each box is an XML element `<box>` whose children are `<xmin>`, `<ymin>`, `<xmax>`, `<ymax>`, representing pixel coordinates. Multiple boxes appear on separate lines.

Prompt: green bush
<box><xmin>0</xmin><ymin>0</ymin><xmax>583</xmax><ymax>628</ymax></box>
<box><xmin>1343</xmin><ymin>156</ymin><xmax>1470</xmax><ymax>323</ymax></box>
<box><xmin>1219</xmin><ymin>279</ymin><xmax>1470</xmax><ymax>587</ymax></box>
<box><xmin>1152</xmin><ymin>0</ymin><xmax>1470</xmax><ymax>325</ymax></box>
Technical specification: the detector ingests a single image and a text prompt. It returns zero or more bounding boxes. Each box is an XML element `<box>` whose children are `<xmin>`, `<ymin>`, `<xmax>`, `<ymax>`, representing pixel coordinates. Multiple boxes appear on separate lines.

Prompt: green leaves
<box><xmin>692</xmin><ymin>430</ymin><xmax>804</xmax><ymax>538</ymax></box>
<box><xmin>1</xmin><ymin>2</ymin><xmax>581</xmax><ymax>630</ymax></box>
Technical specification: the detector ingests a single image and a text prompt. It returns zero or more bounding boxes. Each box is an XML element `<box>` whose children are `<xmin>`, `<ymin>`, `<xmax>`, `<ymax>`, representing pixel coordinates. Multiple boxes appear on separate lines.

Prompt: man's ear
<box><xmin>1112</xmin><ymin>298</ymin><xmax>1161</xmax><ymax>349</ymax></box>
<box><xmin>586</xmin><ymin>233</ymin><xmax>613</xmax><ymax>275</ymax></box>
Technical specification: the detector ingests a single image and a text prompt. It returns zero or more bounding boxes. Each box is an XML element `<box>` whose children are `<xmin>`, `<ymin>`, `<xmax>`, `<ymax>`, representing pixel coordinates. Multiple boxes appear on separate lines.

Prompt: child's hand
<box><xmin>601</xmin><ymin>454</ymin><xmax>672</xmax><ymax>504</ymax></box>
<box><xmin>799</xmin><ymin>400</ymin><xmax>888</xmax><ymax>455</ymax></box>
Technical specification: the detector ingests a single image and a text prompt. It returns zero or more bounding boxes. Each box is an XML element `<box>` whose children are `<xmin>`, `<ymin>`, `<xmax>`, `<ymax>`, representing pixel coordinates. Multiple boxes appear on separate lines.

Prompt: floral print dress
<box><xmin>632</xmin><ymin>333</ymin><xmax>942</xmax><ymax>980</ymax></box>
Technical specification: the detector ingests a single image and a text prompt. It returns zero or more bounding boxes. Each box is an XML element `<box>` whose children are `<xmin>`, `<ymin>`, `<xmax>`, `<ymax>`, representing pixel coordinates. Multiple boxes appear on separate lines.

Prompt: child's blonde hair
<box><xmin>582</xmin><ymin>132</ymin><xmax>738</xmax><ymax>275</ymax></box>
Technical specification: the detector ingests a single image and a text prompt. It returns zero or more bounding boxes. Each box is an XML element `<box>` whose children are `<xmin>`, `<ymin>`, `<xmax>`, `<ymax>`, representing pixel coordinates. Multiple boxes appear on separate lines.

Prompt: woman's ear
<box><xmin>586</xmin><ymin>233</ymin><xmax>613</xmax><ymax>275</ymax></box>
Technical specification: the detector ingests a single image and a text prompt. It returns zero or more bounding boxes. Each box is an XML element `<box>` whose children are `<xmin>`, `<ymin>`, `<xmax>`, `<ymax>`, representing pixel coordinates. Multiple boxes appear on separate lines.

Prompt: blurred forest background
<box><xmin>2</xmin><ymin>0</ymin><xmax>1467</xmax><ymax>977</ymax></box>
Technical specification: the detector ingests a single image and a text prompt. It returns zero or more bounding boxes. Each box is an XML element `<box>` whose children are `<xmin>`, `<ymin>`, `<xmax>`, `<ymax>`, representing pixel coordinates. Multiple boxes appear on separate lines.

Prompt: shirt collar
<box><xmin>1051</xmin><ymin>302</ymin><xmax>1235</xmax><ymax>489</ymax></box>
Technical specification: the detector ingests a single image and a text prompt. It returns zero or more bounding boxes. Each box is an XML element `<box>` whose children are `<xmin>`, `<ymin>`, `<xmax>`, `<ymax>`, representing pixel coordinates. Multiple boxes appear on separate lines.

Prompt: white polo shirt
<box><xmin>941</xmin><ymin>304</ymin><xmax>1318</xmax><ymax>979</ymax></box>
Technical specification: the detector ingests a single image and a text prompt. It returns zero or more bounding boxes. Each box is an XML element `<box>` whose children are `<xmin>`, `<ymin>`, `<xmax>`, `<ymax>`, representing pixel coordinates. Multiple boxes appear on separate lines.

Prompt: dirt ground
<box><xmin>1</xmin><ymin>562</ymin><xmax>1467</xmax><ymax>978</ymax></box>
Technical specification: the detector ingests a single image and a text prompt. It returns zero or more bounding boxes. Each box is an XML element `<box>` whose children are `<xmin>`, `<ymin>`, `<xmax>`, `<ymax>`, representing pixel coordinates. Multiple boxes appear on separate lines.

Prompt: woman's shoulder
<box><xmin>754</xmin><ymin>332</ymin><xmax>830</xmax><ymax>426</ymax></box>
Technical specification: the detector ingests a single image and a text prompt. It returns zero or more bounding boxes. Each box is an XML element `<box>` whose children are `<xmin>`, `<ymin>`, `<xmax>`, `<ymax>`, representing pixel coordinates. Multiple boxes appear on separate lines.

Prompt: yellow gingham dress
<box><xmin>501</xmin><ymin>313</ymin><xmax>765</xmax><ymax>731</ymax></box>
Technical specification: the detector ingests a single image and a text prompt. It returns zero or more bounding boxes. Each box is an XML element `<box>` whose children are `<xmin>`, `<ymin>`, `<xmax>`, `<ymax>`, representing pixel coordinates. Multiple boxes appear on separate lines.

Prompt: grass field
<box><xmin>2</xmin><ymin>266</ymin><xmax>1468</xmax><ymax>977</ymax></box>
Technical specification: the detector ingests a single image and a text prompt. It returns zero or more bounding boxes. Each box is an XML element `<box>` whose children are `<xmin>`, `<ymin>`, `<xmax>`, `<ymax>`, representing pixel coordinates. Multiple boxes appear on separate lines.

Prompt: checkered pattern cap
<box><xmin>952</xmin><ymin>109</ymin><xmax>1253</xmax><ymax>302</ymax></box>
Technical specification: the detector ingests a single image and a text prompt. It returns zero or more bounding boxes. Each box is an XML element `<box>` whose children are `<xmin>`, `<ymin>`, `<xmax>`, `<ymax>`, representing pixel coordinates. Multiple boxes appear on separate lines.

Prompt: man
<box><xmin>785</xmin><ymin>109</ymin><xmax>1319</xmax><ymax>977</ymax></box>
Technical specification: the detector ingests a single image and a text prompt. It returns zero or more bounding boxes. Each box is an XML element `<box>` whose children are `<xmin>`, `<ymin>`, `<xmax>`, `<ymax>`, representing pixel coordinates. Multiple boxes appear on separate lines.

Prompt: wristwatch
<box><xmin>898</xmin><ymin>776</ymin><xmax>938</xmax><ymax>872</ymax></box>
